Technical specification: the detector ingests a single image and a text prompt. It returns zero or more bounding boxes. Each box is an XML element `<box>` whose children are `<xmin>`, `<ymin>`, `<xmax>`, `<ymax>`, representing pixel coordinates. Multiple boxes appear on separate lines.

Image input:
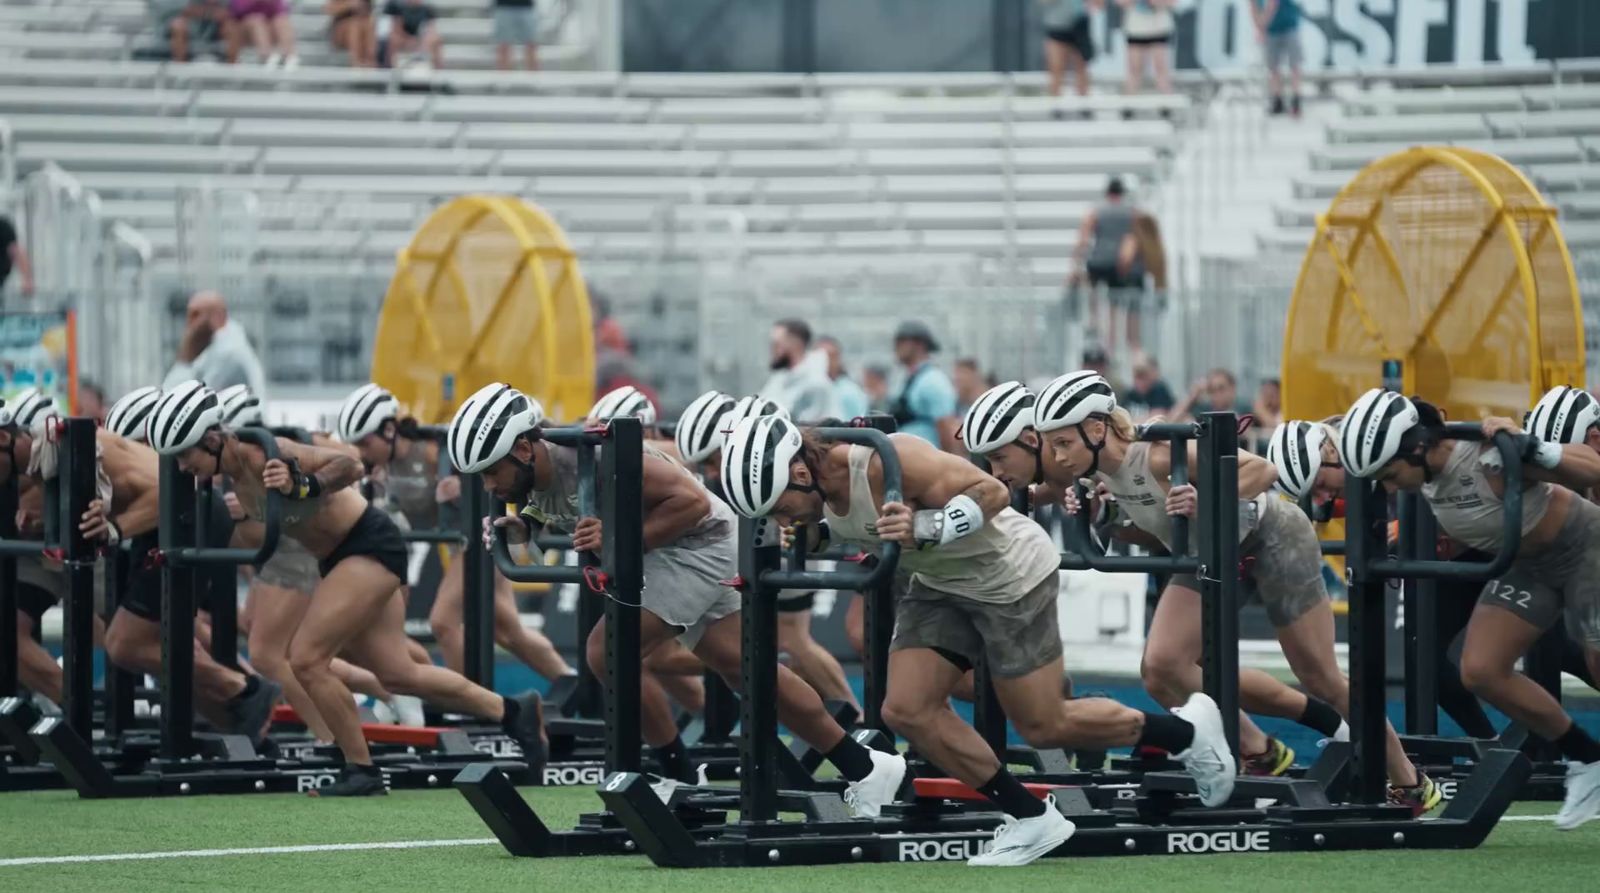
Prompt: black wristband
<box><xmin>301</xmin><ymin>474</ymin><xmax>323</xmax><ymax>499</ymax></box>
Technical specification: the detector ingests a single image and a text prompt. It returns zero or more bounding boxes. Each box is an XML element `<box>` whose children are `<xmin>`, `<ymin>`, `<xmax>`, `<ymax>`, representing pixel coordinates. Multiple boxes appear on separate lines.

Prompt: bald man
<box><xmin>162</xmin><ymin>290</ymin><xmax>266</xmax><ymax>395</ymax></box>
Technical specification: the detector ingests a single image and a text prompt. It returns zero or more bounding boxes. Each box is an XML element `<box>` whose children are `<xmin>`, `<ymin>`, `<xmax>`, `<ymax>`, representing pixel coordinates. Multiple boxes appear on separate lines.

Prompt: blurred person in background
<box><xmin>1254</xmin><ymin>0</ymin><xmax>1304</xmax><ymax>117</ymax></box>
<box><xmin>384</xmin><ymin>0</ymin><xmax>443</xmax><ymax>69</ymax></box>
<box><xmin>493</xmin><ymin>0</ymin><xmax>539</xmax><ymax>71</ymax></box>
<box><xmin>760</xmin><ymin>318</ymin><xmax>838</xmax><ymax>422</ymax></box>
<box><xmin>953</xmin><ymin>357</ymin><xmax>992</xmax><ymax>418</ymax></box>
<box><xmin>1072</xmin><ymin>177</ymin><xmax>1143</xmax><ymax>350</ymax></box>
<box><xmin>153</xmin><ymin>0</ymin><xmax>241</xmax><ymax>63</ymax></box>
<box><xmin>163</xmin><ymin>290</ymin><xmax>266</xmax><ymax>396</ymax></box>
<box><xmin>890</xmin><ymin>321</ymin><xmax>960</xmax><ymax>452</ymax></box>
<box><xmin>326</xmin><ymin>0</ymin><xmax>377</xmax><ymax>67</ymax></box>
<box><xmin>1174</xmin><ymin>368</ymin><xmax>1253</xmax><ymax>423</ymax></box>
<box><xmin>1041</xmin><ymin>0</ymin><xmax>1099</xmax><ymax>107</ymax></box>
<box><xmin>0</xmin><ymin>212</ymin><xmax>33</xmax><ymax>297</ymax></box>
<box><xmin>862</xmin><ymin>364</ymin><xmax>891</xmax><ymax>414</ymax></box>
<box><xmin>817</xmin><ymin>335</ymin><xmax>870</xmax><ymax>420</ymax></box>
<box><xmin>1250</xmin><ymin>378</ymin><xmax>1282</xmax><ymax>452</ymax></box>
<box><xmin>594</xmin><ymin>354</ymin><xmax>661</xmax><ymax>415</ymax></box>
<box><xmin>231</xmin><ymin>0</ymin><xmax>298</xmax><ymax>68</ymax></box>
<box><xmin>1120</xmin><ymin>0</ymin><xmax>1175</xmax><ymax>96</ymax></box>
<box><xmin>1080</xmin><ymin>344</ymin><xmax>1125</xmax><ymax>397</ymax></box>
<box><xmin>76</xmin><ymin>380</ymin><xmax>108</xmax><ymax>424</ymax></box>
<box><xmin>1121</xmin><ymin>354</ymin><xmax>1175</xmax><ymax>422</ymax></box>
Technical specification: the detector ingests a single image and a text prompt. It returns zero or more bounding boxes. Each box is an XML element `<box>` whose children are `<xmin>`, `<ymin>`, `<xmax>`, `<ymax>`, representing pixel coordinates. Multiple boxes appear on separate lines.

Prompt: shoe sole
<box><xmin>967</xmin><ymin>822</ymin><xmax>1076</xmax><ymax>867</ymax></box>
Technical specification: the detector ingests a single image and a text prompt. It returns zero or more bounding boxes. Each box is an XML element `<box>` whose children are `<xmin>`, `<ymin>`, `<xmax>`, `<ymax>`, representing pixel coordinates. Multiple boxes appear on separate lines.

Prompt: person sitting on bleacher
<box><xmin>231</xmin><ymin>0</ymin><xmax>299</xmax><ymax>68</ymax></box>
<box><xmin>326</xmin><ymin>0</ymin><xmax>377</xmax><ymax>67</ymax></box>
<box><xmin>382</xmin><ymin>0</ymin><xmax>443</xmax><ymax>69</ymax></box>
<box><xmin>151</xmin><ymin>0</ymin><xmax>241</xmax><ymax>63</ymax></box>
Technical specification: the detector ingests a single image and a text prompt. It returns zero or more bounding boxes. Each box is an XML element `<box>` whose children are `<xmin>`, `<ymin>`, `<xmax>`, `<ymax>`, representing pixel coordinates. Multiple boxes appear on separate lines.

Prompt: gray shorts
<box><xmin>1477</xmin><ymin>498</ymin><xmax>1600</xmax><ymax>646</ymax></box>
<box><xmin>1160</xmin><ymin>498</ymin><xmax>1325</xmax><ymax>628</ymax></box>
<box><xmin>256</xmin><ymin>536</ymin><xmax>321</xmax><ymax>593</ymax></box>
<box><xmin>891</xmin><ymin>571</ymin><xmax>1062</xmax><ymax>678</ymax></box>
<box><xmin>492</xmin><ymin>6</ymin><xmax>538</xmax><ymax>45</ymax></box>
<box><xmin>1265</xmin><ymin>30</ymin><xmax>1302</xmax><ymax>71</ymax></box>
<box><xmin>642</xmin><ymin>533</ymin><xmax>742</xmax><ymax>650</ymax></box>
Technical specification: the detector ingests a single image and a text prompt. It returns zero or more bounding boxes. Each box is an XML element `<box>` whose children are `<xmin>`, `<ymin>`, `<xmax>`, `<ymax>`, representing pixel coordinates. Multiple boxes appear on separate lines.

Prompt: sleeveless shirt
<box><xmin>1421</xmin><ymin>440</ymin><xmax>1551</xmax><ymax>553</ymax></box>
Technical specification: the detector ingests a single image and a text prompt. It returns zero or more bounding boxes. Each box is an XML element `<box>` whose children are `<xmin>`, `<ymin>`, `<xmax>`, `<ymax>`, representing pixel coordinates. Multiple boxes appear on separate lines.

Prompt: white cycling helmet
<box><xmin>0</xmin><ymin>387</ymin><xmax>58</xmax><ymax>432</ymax></box>
<box><xmin>589</xmin><ymin>385</ymin><xmax>657</xmax><ymax>426</ymax></box>
<box><xmin>960</xmin><ymin>381</ymin><xmax>1035</xmax><ymax>455</ymax></box>
<box><xmin>1267</xmin><ymin>420</ymin><xmax>1332</xmax><ymax>500</ymax></box>
<box><xmin>1034</xmin><ymin>370</ymin><xmax>1117</xmax><ymax>432</ymax></box>
<box><xmin>725</xmin><ymin>394</ymin><xmax>789</xmax><ymax>433</ymax></box>
<box><xmin>1527</xmin><ymin>385</ymin><xmax>1600</xmax><ymax>446</ymax></box>
<box><xmin>217</xmin><ymin>384</ymin><xmax>264</xmax><ymax>428</ymax></box>
<box><xmin>1337</xmin><ymin>388</ymin><xmax>1421</xmax><ymax>478</ymax></box>
<box><xmin>105</xmin><ymin>386</ymin><xmax>162</xmax><ymax>443</ymax></box>
<box><xmin>719</xmin><ymin>413</ymin><xmax>804</xmax><ymax>519</ymax></box>
<box><xmin>447</xmin><ymin>383</ymin><xmax>546</xmax><ymax>474</ymax></box>
<box><xmin>337</xmin><ymin>383</ymin><xmax>401</xmax><ymax>443</ymax></box>
<box><xmin>676</xmin><ymin>390</ymin><xmax>735</xmax><ymax>465</ymax></box>
<box><xmin>148</xmin><ymin>380</ymin><xmax>224</xmax><ymax>456</ymax></box>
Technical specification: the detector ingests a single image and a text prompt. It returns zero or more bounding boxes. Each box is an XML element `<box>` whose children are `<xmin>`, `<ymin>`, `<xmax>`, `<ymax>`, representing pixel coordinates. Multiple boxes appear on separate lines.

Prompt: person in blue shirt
<box><xmin>1253</xmin><ymin>0</ymin><xmax>1303</xmax><ymax>116</ymax></box>
<box><xmin>818</xmin><ymin>335</ymin><xmax>870</xmax><ymax>420</ymax></box>
<box><xmin>889</xmin><ymin>321</ymin><xmax>959</xmax><ymax>451</ymax></box>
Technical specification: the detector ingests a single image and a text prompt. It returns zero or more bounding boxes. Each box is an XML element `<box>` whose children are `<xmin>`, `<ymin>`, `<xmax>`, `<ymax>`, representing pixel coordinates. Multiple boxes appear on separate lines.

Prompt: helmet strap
<box><xmin>787</xmin><ymin>457</ymin><xmax>829</xmax><ymax>505</ymax></box>
<box><xmin>1021</xmin><ymin>433</ymin><xmax>1044</xmax><ymax>486</ymax></box>
<box><xmin>1402</xmin><ymin>447</ymin><xmax>1434</xmax><ymax>484</ymax></box>
<box><xmin>1077</xmin><ymin>419</ymin><xmax>1108</xmax><ymax>478</ymax></box>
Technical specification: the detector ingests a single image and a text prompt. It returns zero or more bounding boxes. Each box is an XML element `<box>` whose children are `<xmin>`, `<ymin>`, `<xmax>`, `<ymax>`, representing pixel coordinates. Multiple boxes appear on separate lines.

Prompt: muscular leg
<box><xmin>880</xmin><ymin>649</ymin><xmax>1003</xmax><ymax>786</ymax></box>
<box><xmin>429</xmin><ymin>557</ymin><xmax>467</xmax><ymax>672</ymax></box>
<box><xmin>16</xmin><ymin>611</ymin><xmax>62</xmax><ymax>705</ymax></box>
<box><xmin>246</xmin><ymin>581</ymin><xmax>332</xmax><ymax>741</ymax></box>
<box><xmin>341</xmin><ymin>583</ymin><xmax>505</xmax><ymax>718</ymax></box>
<box><xmin>844</xmin><ymin>591</ymin><xmax>865</xmax><ymax>657</ymax></box>
<box><xmin>586</xmin><ymin>609</ymin><xmax>682</xmax><ymax>747</ymax></box>
<box><xmin>332</xmin><ymin>657</ymin><xmax>393</xmax><ymax>701</ymax></box>
<box><xmin>778</xmin><ymin>609</ymin><xmax>858</xmax><ymax>708</ymax></box>
<box><xmin>1141</xmin><ymin>582</ymin><xmax>1277</xmax><ymax>754</ymax></box>
<box><xmin>105</xmin><ymin>609</ymin><xmax>248</xmax><ymax>730</ymax></box>
<box><xmin>1044</xmin><ymin>39</ymin><xmax>1067</xmax><ymax>97</ymax></box>
<box><xmin>490</xmin><ymin>571</ymin><xmax>571</xmax><ymax>679</ymax></box>
<box><xmin>642</xmin><ymin>641</ymin><xmax>706</xmax><ymax>715</ymax></box>
<box><xmin>1277</xmin><ymin>601</ymin><xmax>1416</xmax><ymax>786</ymax></box>
<box><xmin>694</xmin><ymin>612</ymin><xmax>846</xmax><ymax>752</ymax></box>
<box><xmin>1460</xmin><ymin>604</ymin><xmax>1574</xmax><ymax>740</ymax></box>
<box><xmin>240</xmin><ymin>13</ymin><xmax>271</xmax><ymax>60</ymax></box>
<box><xmin>995</xmin><ymin>655</ymin><xmax>1154</xmax><ymax>751</ymax></box>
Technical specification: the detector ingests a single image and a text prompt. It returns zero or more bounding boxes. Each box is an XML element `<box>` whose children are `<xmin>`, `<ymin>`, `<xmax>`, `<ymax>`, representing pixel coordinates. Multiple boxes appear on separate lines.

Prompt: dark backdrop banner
<box><xmin>624</xmin><ymin>0</ymin><xmax>1599</xmax><ymax>74</ymax></box>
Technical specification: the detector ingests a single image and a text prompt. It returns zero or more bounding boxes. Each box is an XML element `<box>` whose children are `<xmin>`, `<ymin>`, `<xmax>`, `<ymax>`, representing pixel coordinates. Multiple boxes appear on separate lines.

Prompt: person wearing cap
<box><xmin>890</xmin><ymin>321</ymin><xmax>960</xmax><ymax>452</ymax></box>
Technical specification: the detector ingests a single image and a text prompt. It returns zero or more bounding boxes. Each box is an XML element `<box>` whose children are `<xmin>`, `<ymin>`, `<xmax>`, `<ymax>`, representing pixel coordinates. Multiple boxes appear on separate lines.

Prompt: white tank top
<box><xmin>1421</xmin><ymin>440</ymin><xmax>1551</xmax><ymax>553</ymax></box>
<box><xmin>1094</xmin><ymin>441</ymin><xmax>1264</xmax><ymax>551</ymax></box>
<box><xmin>822</xmin><ymin>440</ymin><xmax>1058</xmax><ymax>603</ymax></box>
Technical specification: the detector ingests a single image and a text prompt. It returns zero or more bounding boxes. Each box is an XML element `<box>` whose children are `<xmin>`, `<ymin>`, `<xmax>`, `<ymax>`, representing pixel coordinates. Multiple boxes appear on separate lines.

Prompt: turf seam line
<box><xmin>0</xmin><ymin>838</ymin><xmax>499</xmax><ymax>867</ymax></box>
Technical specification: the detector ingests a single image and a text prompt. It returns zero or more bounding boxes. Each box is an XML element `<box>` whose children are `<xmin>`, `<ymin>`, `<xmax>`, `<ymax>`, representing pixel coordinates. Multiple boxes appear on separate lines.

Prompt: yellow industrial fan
<box><xmin>1281</xmin><ymin>146</ymin><xmax>1585</xmax><ymax>422</ymax></box>
<box><xmin>371</xmin><ymin>195</ymin><xmax>596</xmax><ymax>424</ymax></box>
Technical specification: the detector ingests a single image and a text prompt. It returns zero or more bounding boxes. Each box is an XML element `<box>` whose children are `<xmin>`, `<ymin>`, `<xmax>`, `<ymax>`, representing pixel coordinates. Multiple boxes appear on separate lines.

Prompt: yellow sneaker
<box><xmin>1243</xmin><ymin>736</ymin><xmax>1295</xmax><ymax>777</ymax></box>
<box><xmin>1388</xmin><ymin>770</ymin><xmax>1444</xmax><ymax>817</ymax></box>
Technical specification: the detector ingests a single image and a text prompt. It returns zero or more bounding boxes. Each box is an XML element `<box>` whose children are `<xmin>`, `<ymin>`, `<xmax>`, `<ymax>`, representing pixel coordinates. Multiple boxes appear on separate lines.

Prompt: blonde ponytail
<box><xmin>1109</xmin><ymin>407</ymin><xmax>1140</xmax><ymax>442</ymax></box>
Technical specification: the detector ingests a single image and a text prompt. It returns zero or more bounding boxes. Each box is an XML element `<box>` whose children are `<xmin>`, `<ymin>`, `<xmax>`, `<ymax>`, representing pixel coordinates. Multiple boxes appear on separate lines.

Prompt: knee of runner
<box><xmin>288</xmin><ymin>646</ymin><xmax>334</xmax><ymax>683</ymax></box>
<box><xmin>879</xmin><ymin>695</ymin><xmax>935</xmax><ymax>737</ymax></box>
<box><xmin>1139</xmin><ymin>651</ymin><xmax>1186</xmax><ymax>693</ymax></box>
<box><xmin>103</xmin><ymin>621</ymin><xmax>140</xmax><ymax>669</ymax></box>
<box><xmin>1011</xmin><ymin>711</ymin><xmax>1065</xmax><ymax>748</ymax></box>
<box><xmin>1457</xmin><ymin>651</ymin><xmax>1510</xmax><ymax>696</ymax></box>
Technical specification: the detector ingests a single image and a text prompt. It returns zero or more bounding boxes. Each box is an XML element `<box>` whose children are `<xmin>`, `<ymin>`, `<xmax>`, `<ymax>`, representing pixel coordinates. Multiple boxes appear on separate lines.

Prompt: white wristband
<box><xmin>1532</xmin><ymin>439</ymin><xmax>1563</xmax><ymax>470</ymax></box>
<box><xmin>938</xmin><ymin>494</ymin><xmax>985</xmax><ymax>545</ymax></box>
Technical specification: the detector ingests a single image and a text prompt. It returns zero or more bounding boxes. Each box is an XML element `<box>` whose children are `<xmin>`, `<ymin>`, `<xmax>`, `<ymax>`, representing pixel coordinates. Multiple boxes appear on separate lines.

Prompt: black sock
<box><xmin>824</xmin><ymin>734</ymin><xmax>874</xmax><ymax>783</ymax></box>
<box><xmin>236</xmin><ymin>675</ymin><xmax>260</xmax><ymax>701</ymax></box>
<box><xmin>652</xmin><ymin>736</ymin><xmax>695</xmax><ymax>783</ymax></box>
<box><xmin>1554</xmin><ymin>723</ymin><xmax>1600</xmax><ymax>764</ymax></box>
<box><xmin>977</xmin><ymin>768</ymin><xmax>1047</xmax><ymax>819</ymax></box>
<box><xmin>500</xmin><ymin>695</ymin><xmax>520</xmax><ymax>732</ymax></box>
<box><xmin>1137</xmin><ymin>712</ymin><xmax>1196</xmax><ymax>754</ymax></box>
<box><xmin>1298</xmin><ymin>696</ymin><xmax>1344</xmax><ymax>737</ymax></box>
<box><xmin>346</xmin><ymin>762</ymin><xmax>381</xmax><ymax>776</ymax></box>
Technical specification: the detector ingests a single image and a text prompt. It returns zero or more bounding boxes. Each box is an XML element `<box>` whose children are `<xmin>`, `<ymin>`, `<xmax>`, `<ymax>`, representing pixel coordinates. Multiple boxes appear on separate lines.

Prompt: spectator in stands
<box><xmin>1121</xmin><ymin>354</ymin><xmax>1176</xmax><ymax>422</ymax></box>
<box><xmin>1250</xmin><ymin>377</ymin><xmax>1282</xmax><ymax>452</ymax></box>
<box><xmin>232</xmin><ymin>0</ymin><xmax>298</xmax><ymax>68</ymax></box>
<box><xmin>0</xmin><ymin>214</ymin><xmax>32</xmax><ymax>297</ymax></box>
<box><xmin>153</xmin><ymin>0</ymin><xmax>241</xmax><ymax>64</ymax></box>
<box><xmin>1174</xmin><ymin>368</ymin><xmax>1253</xmax><ymax>423</ymax></box>
<box><xmin>1253</xmin><ymin>0</ymin><xmax>1303</xmax><ymax>117</ymax></box>
<box><xmin>384</xmin><ymin>0</ymin><xmax>443</xmax><ymax>69</ymax></box>
<box><xmin>1080</xmin><ymin>343</ymin><xmax>1125</xmax><ymax>397</ymax></box>
<box><xmin>1041</xmin><ymin>0</ymin><xmax>1099</xmax><ymax>108</ymax></box>
<box><xmin>1072</xmin><ymin>177</ymin><xmax>1144</xmax><ymax>350</ymax></box>
<box><xmin>77</xmin><ymin>380</ymin><xmax>108</xmax><ymax>424</ymax></box>
<box><xmin>493</xmin><ymin>0</ymin><xmax>539</xmax><ymax>71</ymax></box>
<box><xmin>1119</xmin><ymin>0</ymin><xmax>1174</xmax><ymax>95</ymax></box>
<box><xmin>817</xmin><ymin>335</ymin><xmax>870</xmax><ymax>420</ymax></box>
<box><xmin>952</xmin><ymin>357</ymin><xmax>991</xmax><ymax>418</ymax></box>
<box><xmin>327</xmin><ymin>0</ymin><xmax>377</xmax><ymax>67</ymax></box>
<box><xmin>862</xmin><ymin>364</ymin><xmax>891</xmax><ymax>414</ymax></box>
<box><xmin>889</xmin><ymin>321</ymin><xmax>959</xmax><ymax>452</ymax></box>
<box><xmin>162</xmin><ymin>290</ymin><xmax>267</xmax><ymax>395</ymax></box>
<box><xmin>760</xmin><ymin>319</ymin><xmax>838</xmax><ymax>422</ymax></box>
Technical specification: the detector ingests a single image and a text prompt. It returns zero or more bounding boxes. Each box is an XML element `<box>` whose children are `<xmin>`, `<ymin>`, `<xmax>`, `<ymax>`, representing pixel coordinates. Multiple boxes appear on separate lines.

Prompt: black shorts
<box><xmin>1087</xmin><ymin>260</ymin><xmax>1140</xmax><ymax>290</ymax></box>
<box><xmin>1045</xmin><ymin>15</ymin><xmax>1094</xmax><ymax>62</ymax></box>
<box><xmin>15</xmin><ymin>582</ymin><xmax>59</xmax><ymax>626</ymax></box>
<box><xmin>1126</xmin><ymin>33</ymin><xmax>1172</xmax><ymax>47</ymax></box>
<box><xmin>318</xmin><ymin>505</ymin><xmax>408</xmax><ymax>583</ymax></box>
<box><xmin>117</xmin><ymin>496</ymin><xmax>236</xmax><ymax>622</ymax></box>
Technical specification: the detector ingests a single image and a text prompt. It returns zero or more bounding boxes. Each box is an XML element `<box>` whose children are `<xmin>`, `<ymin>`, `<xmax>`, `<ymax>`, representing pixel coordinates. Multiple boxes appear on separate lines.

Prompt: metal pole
<box><xmin>601</xmin><ymin>419</ymin><xmax>643</xmax><ymax>775</ymax></box>
<box><xmin>61</xmin><ymin>419</ymin><xmax>97</xmax><ymax>738</ymax></box>
<box><xmin>1403</xmin><ymin>494</ymin><xmax>1441</xmax><ymax>735</ymax></box>
<box><xmin>737</xmin><ymin>517</ymin><xmax>782</xmax><ymax>824</ymax></box>
<box><xmin>196</xmin><ymin>482</ymin><xmax>238</xmax><ymax>671</ymax></box>
<box><xmin>158</xmin><ymin>458</ymin><xmax>198</xmax><ymax>760</ymax></box>
<box><xmin>0</xmin><ymin>473</ymin><xmax>17</xmax><ymax>697</ymax></box>
<box><xmin>461</xmin><ymin>477</ymin><xmax>494</xmax><ymax>688</ymax></box>
<box><xmin>1343</xmin><ymin>475</ymin><xmax>1389</xmax><ymax>804</ymax></box>
<box><xmin>102</xmin><ymin>546</ymin><xmax>137</xmax><ymax>738</ymax></box>
<box><xmin>1198</xmin><ymin>413</ymin><xmax>1241</xmax><ymax>761</ymax></box>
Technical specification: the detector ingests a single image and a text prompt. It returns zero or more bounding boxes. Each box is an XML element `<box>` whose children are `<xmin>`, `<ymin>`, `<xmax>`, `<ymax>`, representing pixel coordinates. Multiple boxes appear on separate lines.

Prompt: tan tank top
<box><xmin>822</xmin><ymin>441</ymin><xmax>1058</xmax><ymax>603</ymax></box>
<box><xmin>1421</xmin><ymin>440</ymin><xmax>1551</xmax><ymax>553</ymax></box>
<box><xmin>519</xmin><ymin>442</ymin><xmax>733</xmax><ymax>548</ymax></box>
<box><xmin>1095</xmin><ymin>441</ymin><xmax>1264</xmax><ymax>552</ymax></box>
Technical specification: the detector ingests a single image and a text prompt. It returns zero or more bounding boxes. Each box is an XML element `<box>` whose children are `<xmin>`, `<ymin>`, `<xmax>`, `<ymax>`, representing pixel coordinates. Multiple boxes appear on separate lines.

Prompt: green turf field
<box><xmin>1</xmin><ymin>788</ymin><xmax>1596</xmax><ymax>893</ymax></box>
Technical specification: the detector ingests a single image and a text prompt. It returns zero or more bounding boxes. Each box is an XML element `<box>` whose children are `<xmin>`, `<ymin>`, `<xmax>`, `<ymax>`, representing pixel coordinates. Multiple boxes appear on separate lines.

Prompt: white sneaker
<box><xmin>1555</xmin><ymin>759</ymin><xmax>1600</xmax><ymax>830</ymax></box>
<box><xmin>263</xmin><ymin>52</ymin><xmax>282</xmax><ymax>68</ymax></box>
<box><xmin>966</xmin><ymin>795</ymin><xmax>1075</xmax><ymax>867</ymax></box>
<box><xmin>281</xmin><ymin>54</ymin><xmax>300</xmax><ymax>72</ymax></box>
<box><xmin>843</xmin><ymin>750</ymin><xmax>906</xmax><ymax>818</ymax></box>
<box><xmin>1319</xmin><ymin>720</ymin><xmax>1351</xmax><ymax>748</ymax></box>
<box><xmin>391</xmin><ymin>695</ymin><xmax>426</xmax><ymax>727</ymax></box>
<box><xmin>1172</xmin><ymin>693</ymin><xmax>1236</xmax><ymax>807</ymax></box>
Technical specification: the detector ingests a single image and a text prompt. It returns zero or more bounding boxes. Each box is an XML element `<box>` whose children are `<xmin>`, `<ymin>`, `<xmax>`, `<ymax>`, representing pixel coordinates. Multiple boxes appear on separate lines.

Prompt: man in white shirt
<box><xmin>759</xmin><ymin>318</ymin><xmax>839</xmax><ymax>422</ymax></box>
<box><xmin>162</xmin><ymin>291</ymin><xmax>266</xmax><ymax>396</ymax></box>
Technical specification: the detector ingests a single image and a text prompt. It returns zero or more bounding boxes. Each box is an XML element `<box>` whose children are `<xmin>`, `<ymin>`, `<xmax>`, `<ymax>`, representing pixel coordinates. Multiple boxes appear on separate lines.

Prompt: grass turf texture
<box><xmin>0</xmin><ymin>788</ymin><xmax>1595</xmax><ymax>892</ymax></box>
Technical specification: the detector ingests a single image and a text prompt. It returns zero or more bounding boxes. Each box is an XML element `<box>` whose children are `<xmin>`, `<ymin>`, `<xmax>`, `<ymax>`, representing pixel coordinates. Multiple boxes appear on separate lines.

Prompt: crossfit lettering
<box><xmin>295</xmin><ymin>773</ymin><xmax>338</xmax><ymax>792</ymax></box>
<box><xmin>1166</xmin><ymin>830</ymin><xmax>1270</xmax><ymax>854</ymax></box>
<box><xmin>543</xmin><ymin>766</ymin><xmax>606</xmax><ymax>786</ymax></box>
<box><xmin>896</xmin><ymin>838</ymin><xmax>992</xmax><ymax>862</ymax></box>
